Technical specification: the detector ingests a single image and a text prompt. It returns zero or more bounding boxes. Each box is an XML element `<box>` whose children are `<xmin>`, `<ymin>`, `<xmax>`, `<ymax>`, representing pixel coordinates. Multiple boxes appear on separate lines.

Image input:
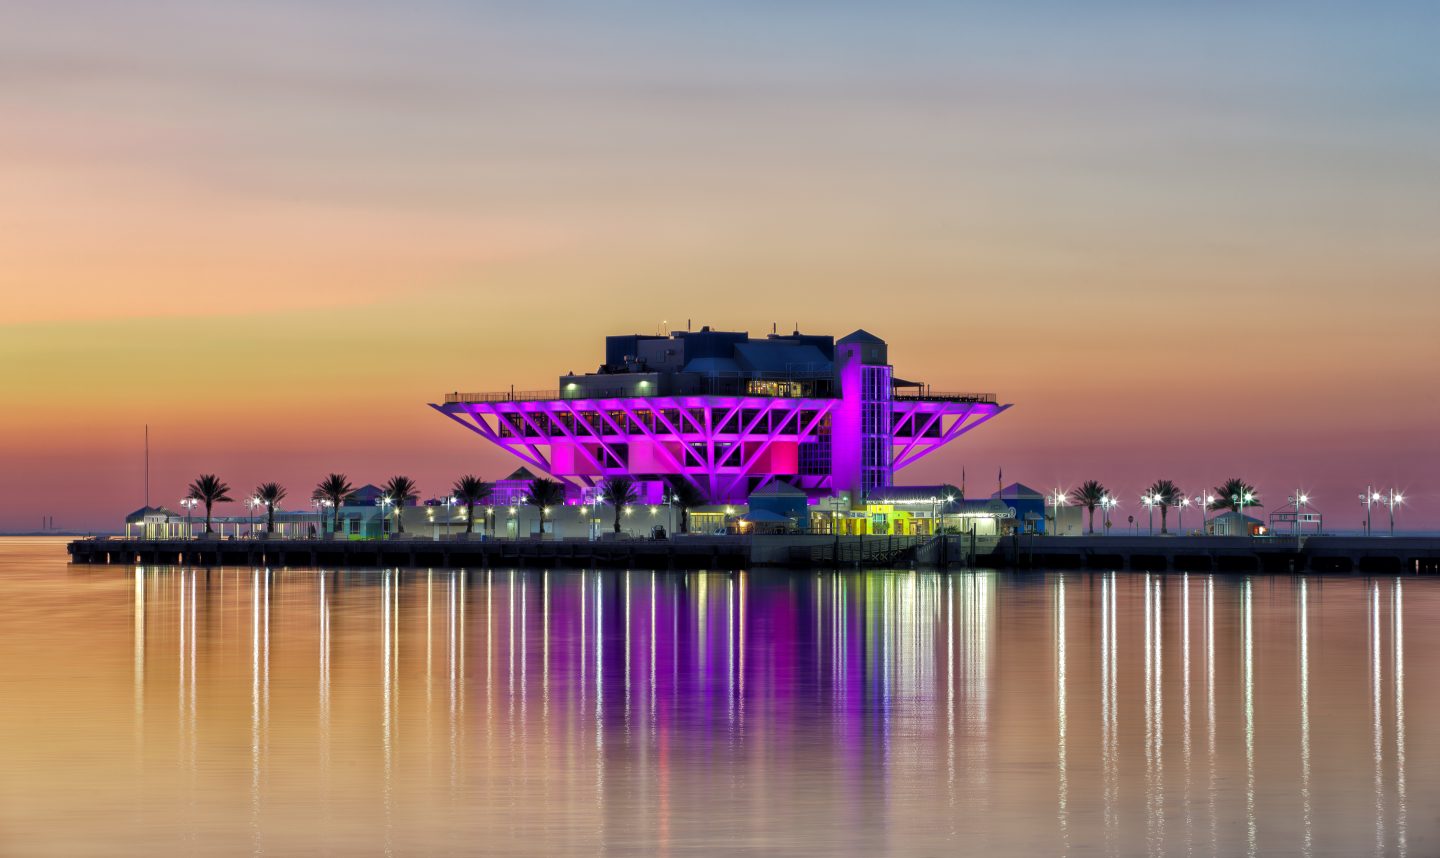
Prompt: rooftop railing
<box><xmin>893</xmin><ymin>390</ymin><xmax>998</xmax><ymax>404</ymax></box>
<box><xmin>444</xmin><ymin>389</ymin><xmax>649</xmax><ymax>403</ymax></box>
<box><xmin>444</xmin><ymin>388</ymin><xmax>998</xmax><ymax>405</ymax></box>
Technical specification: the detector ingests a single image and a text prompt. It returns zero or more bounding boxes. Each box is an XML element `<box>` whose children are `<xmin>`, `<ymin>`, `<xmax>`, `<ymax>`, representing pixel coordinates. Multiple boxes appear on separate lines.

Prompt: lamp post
<box><xmin>1380</xmin><ymin>489</ymin><xmax>1403</xmax><ymax>537</ymax></box>
<box><xmin>1047</xmin><ymin>489</ymin><xmax>1068</xmax><ymax>536</ymax></box>
<box><xmin>1193</xmin><ymin>492</ymin><xmax>1215</xmax><ymax>535</ymax></box>
<box><xmin>1286</xmin><ymin>491</ymin><xmax>1310</xmax><ymax>537</ymax></box>
<box><xmin>1359</xmin><ymin>486</ymin><xmax>1381</xmax><ymax>536</ymax></box>
<box><xmin>376</xmin><ymin>495</ymin><xmax>392</xmax><ymax>539</ymax></box>
<box><xmin>1100</xmin><ymin>495</ymin><xmax>1117</xmax><ymax>535</ymax></box>
<box><xmin>1231</xmin><ymin>490</ymin><xmax>1255</xmax><ymax>531</ymax></box>
<box><xmin>247</xmin><ymin>496</ymin><xmax>262</xmax><ymax>538</ymax></box>
<box><xmin>180</xmin><ymin>497</ymin><xmax>197</xmax><ymax>539</ymax></box>
<box><xmin>1175</xmin><ymin>496</ymin><xmax>1190</xmax><ymax>535</ymax></box>
<box><xmin>1141</xmin><ymin>493</ymin><xmax>1157</xmax><ymax>536</ymax></box>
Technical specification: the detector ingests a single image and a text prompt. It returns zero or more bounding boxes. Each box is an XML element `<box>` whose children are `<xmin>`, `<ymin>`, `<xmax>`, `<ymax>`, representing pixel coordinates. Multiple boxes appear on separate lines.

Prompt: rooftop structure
<box><xmin>433</xmin><ymin>326</ymin><xmax>1009</xmax><ymax>505</ymax></box>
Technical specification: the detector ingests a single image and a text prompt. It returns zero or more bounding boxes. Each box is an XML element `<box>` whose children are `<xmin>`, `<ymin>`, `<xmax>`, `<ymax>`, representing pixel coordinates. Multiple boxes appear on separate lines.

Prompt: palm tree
<box><xmin>452</xmin><ymin>475</ymin><xmax>493</xmax><ymax>535</ymax></box>
<box><xmin>1076</xmin><ymin>480</ymin><xmax>1107</xmax><ymax>534</ymax></box>
<box><xmin>1147</xmin><ymin>479</ymin><xmax>1183</xmax><ymax>534</ymax></box>
<box><xmin>312</xmin><ymin>473</ymin><xmax>356</xmax><ymax>534</ymax></box>
<box><xmin>382</xmin><ymin>475</ymin><xmax>418</xmax><ymax>534</ymax></box>
<box><xmin>1211</xmin><ymin>478</ymin><xmax>1262</xmax><ymax>512</ymax></box>
<box><xmin>598</xmin><ymin>476</ymin><xmax>639</xmax><ymax>534</ymax></box>
<box><xmin>524</xmin><ymin>478</ymin><xmax>566</xmax><ymax>536</ymax></box>
<box><xmin>665</xmin><ymin>477</ymin><xmax>705</xmax><ymax>534</ymax></box>
<box><xmin>186</xmin><ymin>474</ymin><xmax>233</xmax><ymax>534</ymax></box>
<box><xmin>255</xmin><ymin>482</ymin><xmax>286</xmax><ymax>533</ymax></box>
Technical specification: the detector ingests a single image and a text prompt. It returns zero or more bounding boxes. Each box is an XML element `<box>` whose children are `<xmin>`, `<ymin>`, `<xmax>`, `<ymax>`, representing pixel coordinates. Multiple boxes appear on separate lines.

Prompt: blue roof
<box><xmin>733</xmin><ymin>342</ymin><xmax>832</xmax><ymax>374</ymax></box>
<box><xmin>681</xmin><ymin>356</ymin><xmax>742</xmax><ymax>374</ymax></box>
<box><xmin>837</xmin><ymin>329</ymin><xmax>884</xmax><ymax>345</ymax></box>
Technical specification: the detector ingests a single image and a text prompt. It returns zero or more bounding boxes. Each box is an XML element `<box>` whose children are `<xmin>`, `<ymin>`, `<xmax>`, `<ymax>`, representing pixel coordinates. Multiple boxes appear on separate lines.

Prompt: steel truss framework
<box><xmin>433</xmin><ymin>395</ymin><xmax>1007</xmax><ymax>503</ymax></box>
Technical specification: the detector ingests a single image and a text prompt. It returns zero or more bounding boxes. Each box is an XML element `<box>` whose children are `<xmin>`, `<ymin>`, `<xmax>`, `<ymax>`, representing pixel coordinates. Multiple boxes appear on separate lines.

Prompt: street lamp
<box><xmin>1359</xmin><ymin>486</ymin><xmax>1382</xmax><ymax>535</ymax></box>
<box><xmin>1193</xmin><ymin>492</ymin><xmax>1215</xmax><ymax>535</ymax></box>
<box><xmin>1047</xmin><ymin>488</ymin><xmax>1069</xmax><ymax>536</ymax></box>
<box><xmin>247</xmin><ymin>496</ymin><xmax>262</xmax><ymax>538</ymax></box>
<box><xmin>1175</xmin><ymin>495</ymin><xmax>1191</xmax><ymax>535</ymax></box>
<box><xmin>180</xmin><ymin>497</ymin><xmax>198</xmax><ymax>539</ymax></box>
<box><xmin>376</xmin><ymin>495</ymin><xmax>392</xmax><ymax>539</ymax></box>
<box><xmin>1100</xmin><ymin>495</ymin><xmax>1118</xmax><ymax>535</ymax></box>
<box><xmin>1141</xmin><ymin>492</ymin><xmax>1158</xmax><ymax>536</ymax></box>
<box><xmin>1231</xmin><ymin>489</ymin><xmax>1256</xmax><ymax>527</ymax></box>
<box><xmin>1380</xmin><ymin>489</ymin><xmax>1404</xmax><ymax>537</ymax></box>
<box><xmin>1285</xmin><ymin>490</ymin><xmax>1311</xmax><ymax>537</ymax></box>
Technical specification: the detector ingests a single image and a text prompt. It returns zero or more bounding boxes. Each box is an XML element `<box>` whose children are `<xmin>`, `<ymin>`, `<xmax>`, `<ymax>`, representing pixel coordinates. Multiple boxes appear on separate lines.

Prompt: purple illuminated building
<box><xmin>432</xmin><ymin>327</ymin><xmax>1009</xmax><ymax>505</ymax></box>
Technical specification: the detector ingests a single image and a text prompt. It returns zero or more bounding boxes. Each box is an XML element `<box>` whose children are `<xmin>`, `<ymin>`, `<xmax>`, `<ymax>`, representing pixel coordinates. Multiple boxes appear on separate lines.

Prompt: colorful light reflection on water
<box><xmin>0</xmin><ymin>538</ymin><xmax>1435</xmax><ymax>856</ymax></box>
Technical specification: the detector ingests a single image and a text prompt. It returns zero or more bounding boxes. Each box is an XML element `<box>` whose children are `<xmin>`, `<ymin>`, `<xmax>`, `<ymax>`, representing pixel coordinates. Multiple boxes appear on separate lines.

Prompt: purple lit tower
<box><xmin>432</xmin><ymin>327</ymin><xmax>1008</xmax><ymax>505</ymax></box>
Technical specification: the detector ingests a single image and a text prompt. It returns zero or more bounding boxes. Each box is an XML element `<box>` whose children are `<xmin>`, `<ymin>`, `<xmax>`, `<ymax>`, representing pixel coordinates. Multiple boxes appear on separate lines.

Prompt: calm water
<box><xmin>0</xmin><ymin>537</ymin><xmax>1435</xmax><ymax>856</ymax></box>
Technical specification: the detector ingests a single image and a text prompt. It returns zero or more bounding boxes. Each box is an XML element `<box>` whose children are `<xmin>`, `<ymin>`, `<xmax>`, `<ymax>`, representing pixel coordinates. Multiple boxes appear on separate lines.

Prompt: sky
<box><xmin>2</xmin><ymin>0</ymin><xmax>1438</xmax><ymax>531</ymax></box>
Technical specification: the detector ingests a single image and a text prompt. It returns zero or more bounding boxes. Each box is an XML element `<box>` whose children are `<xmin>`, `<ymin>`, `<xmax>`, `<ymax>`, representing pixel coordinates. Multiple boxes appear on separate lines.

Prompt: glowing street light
<box><xmin>376</xmin><ymin>495</ymin><xmax>393</xmax><ymax>539</ymax></box>
<box><xmin>1100</xmin><ymin>494</ymin><xmax>1118</xmax><ymax>535</ymax></box>
<box><xmin>1175</xmin><ymin>495</ymin><xmax>1191</xmax><ymax>535</ymax></box>
<box><xmin>1193</xmin><ymin>492</ymin><xmax>1215</xmax><ymax>535</ymax></box>
<box><xmin>1283</xmin><ymin>490</ymin><xmax>1312</xmax><ymax>536</ymax></box>
<box><xmin>246</xmin><ymin>496</ymin><xmax>263</xmax><ymax>538</ymax></box>
<box><xmin>1379</xmin><ymin>489</ymin><xmax>1404</xmax><ymax>537</ymax></box>
<box><xmin>1231</xmin><ymin>489</ymin><xmax>1256</xmax><ymax>524</ymax></box>
<box><xmin>1047</xmin><ymin>488</ymin><xmax>1069</xmax><ymax>536</ymax></box>
<box><xmin>1359</xmin><ymin>485</ymin><xmax>1382</xmax><ymax>535</ymax></box>
<box><xmin>180</xmin><ymin>497</ymin><xmax>198</xmax><ymax>539</ymax></box>
<box><xmin>1141</xmin><ymin>492</ymin><xmax>1159</xmax><ymax>536</ymax></box>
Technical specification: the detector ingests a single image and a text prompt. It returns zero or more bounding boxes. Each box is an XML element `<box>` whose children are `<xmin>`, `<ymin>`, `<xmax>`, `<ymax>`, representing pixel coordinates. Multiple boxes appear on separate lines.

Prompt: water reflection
<box><xmin>5</xmin><ymin>550</ymin><xmax>1440</xmax><ymax>856</ymax></box>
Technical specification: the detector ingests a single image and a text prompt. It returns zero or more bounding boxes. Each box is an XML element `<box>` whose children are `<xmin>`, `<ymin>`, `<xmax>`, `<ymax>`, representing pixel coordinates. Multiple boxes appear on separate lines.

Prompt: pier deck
<box><xmin>68</xmin><ymin>533</ymin><xmax>1440</xmax><ymax>573</ymax></box>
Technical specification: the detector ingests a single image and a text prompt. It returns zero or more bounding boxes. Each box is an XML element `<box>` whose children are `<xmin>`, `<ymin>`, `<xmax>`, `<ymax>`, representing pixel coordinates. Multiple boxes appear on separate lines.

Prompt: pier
<box><xmin>960</xmin><ymin>534</ymin><xmax>1440</xmax><ymax>574</ymax></box>
<box><xmin>68</xmin><ymin>533</ymin><xmax>1440</xmax><ymax>573</ymax></box>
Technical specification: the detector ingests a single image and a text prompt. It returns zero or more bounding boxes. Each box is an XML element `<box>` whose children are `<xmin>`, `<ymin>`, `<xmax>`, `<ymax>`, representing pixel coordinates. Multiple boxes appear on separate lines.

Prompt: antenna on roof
<box><xmin>772</xmin><ymin>322</ymin><xmax>777</xmax><ymax>335</ymax></box>
<box><xmin>687</xmin><ymin>319</ymin><xmax>691</xmax><ymax>331</ymax></box>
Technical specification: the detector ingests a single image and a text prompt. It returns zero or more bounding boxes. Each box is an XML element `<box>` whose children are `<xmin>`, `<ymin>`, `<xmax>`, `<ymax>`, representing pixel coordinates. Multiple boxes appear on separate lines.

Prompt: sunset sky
<box><xmin>2</xmin><ymin>0</ymin><xmax>1438</xmax><ymax>531</ymax></box>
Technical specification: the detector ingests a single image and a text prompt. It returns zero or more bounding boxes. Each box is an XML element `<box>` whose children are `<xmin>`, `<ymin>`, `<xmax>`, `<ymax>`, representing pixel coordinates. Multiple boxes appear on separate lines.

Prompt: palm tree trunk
<box><xmin>267</xmin><ymin>507</ymin><xmax>275</xmax><ymax>533</ymax></box>
<box><xmin>395</xmin><ymin>508</ymin><xmax>404</xmax><ymax>534</ymax></box>
<box><xmin>1088</xmin><ymin>506</ymin><xmax>1095</xmax><ymax>534</ymax></box>
<box><xmin>466</xmin><ymin>502</ymin><xmax>475</xmax><ymax>534</ymax></box>
<box><xmin>205</xmin><ymin>500</ymin><xmax>213</xmax><ymax>534</ymax></box>
<box><xmin>1161</xmin><ymin>506</ymin><xmax>1169</xmax><ymax>535</ymax></box>
<box><xmin>332</xmin><ymin>503</ymin><xmax>341</xmax><ymax>535</ymax></box>
<box><xmin>613</xmin><ymin>506</ymin><xmax>621</xmax><ymax>533</ymax></box>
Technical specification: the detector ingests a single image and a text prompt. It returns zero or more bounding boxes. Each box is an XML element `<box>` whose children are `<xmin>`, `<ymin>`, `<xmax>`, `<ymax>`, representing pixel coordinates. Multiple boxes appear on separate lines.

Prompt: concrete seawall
<box><xmin>68</xmin><ymin>533</ymin><xmax>1440</xmax><ymax>573</ymax></box>
<box><xmin>962</xmin><ymin>534</ymin><xmax>1440</xmax><ymax>574</ymax></box>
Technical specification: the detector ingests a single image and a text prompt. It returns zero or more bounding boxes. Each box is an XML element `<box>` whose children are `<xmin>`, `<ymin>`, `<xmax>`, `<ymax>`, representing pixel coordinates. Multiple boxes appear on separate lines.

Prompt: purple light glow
<box><xmin>433</xmin><ymin>394</ymin><xmax>1006</xmax><ymax>504</ymax></box>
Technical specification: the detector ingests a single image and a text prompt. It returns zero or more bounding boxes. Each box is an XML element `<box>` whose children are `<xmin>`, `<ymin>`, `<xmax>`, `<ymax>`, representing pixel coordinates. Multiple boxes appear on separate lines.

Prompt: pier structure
<box><xmin>431</xmin><ymin>327</ymin><xmax>1008</xmax><ymax>507</ymax></box>
<box><xmin>68</xmin><ymin>534</ymin><xmax>1440</xmax><ymax>573</ymax></box>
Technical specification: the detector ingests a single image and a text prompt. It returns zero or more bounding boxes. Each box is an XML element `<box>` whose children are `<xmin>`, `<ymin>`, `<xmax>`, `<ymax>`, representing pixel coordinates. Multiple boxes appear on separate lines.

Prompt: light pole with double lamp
<box><xmin>180</xmin><ymin>497</ymin><xmax>198</xmax><ymax>539</ymax></box>
<box><xmin>1047</xmin><ymin>489</ymin><xmax>1069</xmax><ymax>536</ymax></box>
<box><xmin>1193</xmin><ymin>492</ymin><xmax>1215</xmax><ymax>535</ymax></box>
<box><xmin>376</xmin><ymin>495</ymin><xmax>392</xmax><ymax>539</ymax></box>
<box><xmin>1231</xmin><ymin>490</ymin><xmax>1255</xmax><ymax>528</ymax></box>
<box><xmin>1100</xmin><ymin>495</ymin><xmax>1118</xmax><ymax>535</ymax></box>
<box><xmin>1174</xmin><ymin>496</ymin><xmax>1190</xmax><ymax>535</ymax></box>
<box><xmin>1380</xmin><ymin>489</ymin><xmax>1404</xmax><ymax>536</ymax></box>
<box><xmin>1141</xmin><ymin>493</ymin><xmax>1158</xmax><ymax>536</ymax></box>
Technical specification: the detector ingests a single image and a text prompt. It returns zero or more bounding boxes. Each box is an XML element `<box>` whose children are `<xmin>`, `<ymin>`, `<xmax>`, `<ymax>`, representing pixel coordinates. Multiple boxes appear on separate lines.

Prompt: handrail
<box><xmin>445</xmin><ymin>388</ymin><xmax>998</xmax><ymax>404</ymax></box>
<box><xmin>892</xmin><ymin>391</ymin><xmax>997</xmax><ymax>404</ymax></box>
